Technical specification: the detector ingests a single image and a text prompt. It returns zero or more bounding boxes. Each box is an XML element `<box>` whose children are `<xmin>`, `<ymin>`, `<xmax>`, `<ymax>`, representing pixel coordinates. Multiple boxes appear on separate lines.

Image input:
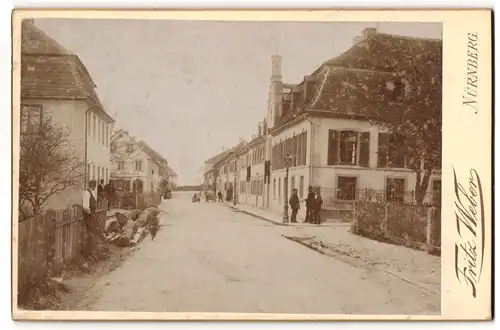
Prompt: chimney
<box><xmin>268</xmin><ymin>54</ymin><xmax>284</xmax><ymax>130</ymax></box>
<box><xmin>271</xmin><ymin>55</ymin><xmax>282</xmax><ymax>79</ymax></box>
<box><xmin>304</xmin><ymin>75</ymin><xmax>317</xmax><ymax>103</ymax></box>
<box><xmin>363</xmin><ymin>27</ymin><xmax>377</xmax><ymax>38</ymax></box>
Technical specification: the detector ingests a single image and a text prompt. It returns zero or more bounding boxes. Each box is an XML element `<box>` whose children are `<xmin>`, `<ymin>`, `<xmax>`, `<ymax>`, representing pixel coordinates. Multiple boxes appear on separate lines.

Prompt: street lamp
<box><xmin>282</xmin><ymin>154</ymin><xmax>293</xmax><ymax>223</ymax></box>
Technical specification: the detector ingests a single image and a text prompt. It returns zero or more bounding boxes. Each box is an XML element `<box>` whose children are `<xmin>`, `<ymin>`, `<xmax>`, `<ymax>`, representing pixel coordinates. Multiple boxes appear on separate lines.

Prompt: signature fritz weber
<box><xmin>463</xmin><ymin>32</ymin><xmax>479</xmax><ymax>113</ymax></box>
<box><xmin>453</xmin><ymin>167</ymin><xmax>485</xmax><ymax>298</ymax></box>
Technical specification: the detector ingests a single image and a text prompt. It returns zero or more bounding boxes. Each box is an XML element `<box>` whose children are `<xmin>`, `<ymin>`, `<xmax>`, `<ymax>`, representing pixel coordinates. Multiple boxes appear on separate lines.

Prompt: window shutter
<box><xmin>377</xmin><ymin>133</ymin><xmax>389</xmax><ymax>167</ymax></box>
<box><xmin>303</xmin><ymin>132</ymin><xmax>307</xmax><ymax>165</ymax></box>
<box><xmin>327</xmin><ymin>130</ymin><xmax>339</xmax><ymax>165</ymax></box>
<box><xmin>359</xmin><ymin>132</ymin><xmax>370</xmax><ymax>167</ymax></box>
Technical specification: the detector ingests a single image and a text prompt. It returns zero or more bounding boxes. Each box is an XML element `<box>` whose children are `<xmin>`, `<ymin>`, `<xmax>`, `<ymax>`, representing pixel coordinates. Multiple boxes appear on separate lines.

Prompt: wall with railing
<box><xmin>352</xmin><ymin>199</ymin><xmax>441</xmax><ymax>255</ymax></box>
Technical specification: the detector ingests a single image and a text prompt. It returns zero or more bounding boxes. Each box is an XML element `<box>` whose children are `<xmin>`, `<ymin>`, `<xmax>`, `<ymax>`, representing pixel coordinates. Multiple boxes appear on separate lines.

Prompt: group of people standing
<box><xmin>289</xmin><ymin>186</ymin><xmax>323</xmax><ymax>224</ymax></box>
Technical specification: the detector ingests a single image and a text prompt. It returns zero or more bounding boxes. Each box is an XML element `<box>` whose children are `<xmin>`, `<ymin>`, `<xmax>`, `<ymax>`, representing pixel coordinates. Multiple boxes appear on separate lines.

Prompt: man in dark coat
<box><xmin>289</xmin><ymin>188</ymin><xmax>300</xmax><ymax>223</ymax></box>
<box><xmin>98</xmin><ymin>179</ymin><xmax>105</xmax><ymax>201</ymax></box>
<box><xmin>305</xmin><ymin>186</ymin><xmax>315</xmax><ymax>223</ymax></box>
<box><xmin>313</xmin><ymin>188</ymin><xmax>323</xmax><ymax>225</ymax></box>
<box><xmin>218</xmin><ymin>191</ymin><xmax>223</xmax><ymax>203</ymax></box>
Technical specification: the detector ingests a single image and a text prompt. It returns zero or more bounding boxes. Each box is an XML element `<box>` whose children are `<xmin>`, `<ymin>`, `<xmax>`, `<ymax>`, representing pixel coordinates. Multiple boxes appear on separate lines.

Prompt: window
<box><xmin>393</xmin><ymin>81</ymin><xmax>404</xmax><ymax>100</ymax></box>
<box><xmin>291</xmin><ymin>176</ymin><xmax>295</xmax><ymax>192</ymax></box>
<box><xmin>87</xmin><ymin>113</ymin><xmax>91</xmax><ymax>136</ymax></box>
<box><xmin>339</xmin><ymin>131</ymin><xmax>357</xmax><ymax>165</ymax></box>
<box><xmin>97</xmin><ymin>166</ymin><xmax>100</xmax><ymax>182</ymax></box>
<box><xmin>127</xmin><ymin>143</ymin><xmax>134</xmax><ymax>152</ymax></box>
<box><xmin>101</xmin><ymin>122</ymin><xmax>104</xmax><ymax>144</ymax></box>
<box><xmin>20</xmin><ymin>104</ymin><xmax>43</xmax><ymax>134</ymax></box>
<box><xmin>105</xmin><ymin>168</ymin><xmax>108</xmax><ymax>183</ymax></box>
<box><xmin>98</xmin><ymin>120</ymin><xmax>101</xmax><ymax>144</ymax></box>
<box><xmin>386</xmin><ymin>178</ymin><xmax>405</xmax><ymax>203</ymax></box>
<box><xmin>337</xmin><ymin>176</ymin><xmax>357</xmax><ymax>201</ymax></box>
<box><xmin>105</xmin><ymin>125</ymin><xmax>109</xmax><ymax>146</ymax></box>
<box><xmin>299</xmin><ymin>176</ymin><xmax>304</xmax><ymax>198</ymax></box>
<box><xmin>271</xmin><ymin>132</ymin><xmax>307</xmax><ymax>170</ymax></box>
<box><xmin>93</xmin><ymin>115</ymin><xmax>96</xmax><ymax>139</ymax></box>
<box><xmin>87</xmin><ymin>164</ymin><xmax>90</xmax><ymax>182</ymax></box>
<box><xmin>135</xmin><ymin>160</ymin><xmax>142</xmax><ymax>171</ymax></box>
<box><xmin>378</xmin><ymin>132</ymin><xmax>405</xmax><ymax>168</ymax></box>
<box><xmin>92</xmin><ymin>165</ymin><xmax>96</xmax><ymax>180</ymax></box>
<box><xmin>328</xmin><ymin>130</ymin><xmax>370</xmax><ymax>167</ymax></box>
<box><xmin>273</xmin><ymin>178</ymin><xmax>276</xmax><ymax>197</ymax></box>
<box><xmin>118</xmin><ymin>161</ymin><xmax>124</xmax><ymax>170</ymax></box>
<box><xmin>278</xmin><ymin>178</ymin><xmax>281</xmax><ymax>199</ymax></box>
<box><xmin>432</xmin><ymin>180</ymin><xmax>441</xmax><ymax>206</ymax></box>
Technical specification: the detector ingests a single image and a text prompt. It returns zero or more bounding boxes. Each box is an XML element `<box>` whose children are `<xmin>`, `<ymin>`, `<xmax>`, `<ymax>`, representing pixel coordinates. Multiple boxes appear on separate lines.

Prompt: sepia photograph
<box><xmin>10</xmin><ymin>9</ymin><xmax>492</xmax><ymax>321</ymax></box>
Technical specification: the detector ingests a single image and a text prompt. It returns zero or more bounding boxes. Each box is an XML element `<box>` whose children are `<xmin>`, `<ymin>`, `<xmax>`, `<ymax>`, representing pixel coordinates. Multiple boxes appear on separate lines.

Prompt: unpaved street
<box><xmin>76</xmin><ymin>192</ymin><xmax>439</xmax><ymax>314</ymax></box>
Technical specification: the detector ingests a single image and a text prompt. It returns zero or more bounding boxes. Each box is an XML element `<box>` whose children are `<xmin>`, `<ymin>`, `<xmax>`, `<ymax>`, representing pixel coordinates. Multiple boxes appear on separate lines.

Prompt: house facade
<box><xmin>267</xmin><ymin>28</ymin><xmax>442</xmax><ymax>218</ymax></box>
<box><xmin>20</xmin><ymin>21</ymin><xmax>115</xmax><ymax>210</ymax></box>
<box><xmin>237</xmin><ymin>129</ymin><xmax>267</xmax><ymax>208</ymax></box>
<box><xmin>203</xmin><ymin>150</ymin><xmax>231</xmax><ymax>192</ymax></box>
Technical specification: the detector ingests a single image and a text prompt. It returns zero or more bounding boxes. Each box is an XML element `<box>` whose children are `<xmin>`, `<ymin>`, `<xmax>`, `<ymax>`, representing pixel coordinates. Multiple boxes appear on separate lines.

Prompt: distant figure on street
<box><xmin>98</xmin><ymin>179</ymin><xmax>105</xmax><ymax>201</ymax></box>
<box><xmin>312</xmin><ymin>188</ymin><xmax>323</xmax><ymax>225</ymax></box>
<box><xmin>289</xmin><ymin>188</ymin><xmax>300</xmax><ymax>223</ymax></box>
<box><xmin>104</xmin><ymin>180</ymin><xmax>115</xmax><ymax>211</ymax></box>
<box><xmin>218</xmin><ymin>191</ymin><xmax>223</xmax><ymax>203</ymax></box>
<box><xmin>305</xmin><ymin>186</ymin><xmax>314</xmax><ymax>223</ymax></box>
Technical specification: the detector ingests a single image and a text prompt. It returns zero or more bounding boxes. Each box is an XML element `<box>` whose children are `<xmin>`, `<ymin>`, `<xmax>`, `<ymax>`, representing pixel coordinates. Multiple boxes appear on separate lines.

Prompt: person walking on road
<box><xmin>289</xmin><ymin>188</ymin><xmax>300</xmax><ymax>223</ymax></box>
<box><xmin>305</xmin><ymin>186</ymin><xmax>314</xmax><ymax>223</ymax></box>
<box><xmin>218</xmin><ymin>191</ymin><xmax>223</xmax><ymax>203</ymax></box>
<box><xmin>312</xmin><ymin>187</ymin><xmax>323</xmax><ymax>225</ymax></box>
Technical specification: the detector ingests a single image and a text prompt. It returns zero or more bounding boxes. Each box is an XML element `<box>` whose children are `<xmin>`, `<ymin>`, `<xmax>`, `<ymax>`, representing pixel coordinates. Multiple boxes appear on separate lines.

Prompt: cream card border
<box><xmin>10</xmin><ymin>9</ymin><xmax>492</xmax><ymax>321</ymax></box>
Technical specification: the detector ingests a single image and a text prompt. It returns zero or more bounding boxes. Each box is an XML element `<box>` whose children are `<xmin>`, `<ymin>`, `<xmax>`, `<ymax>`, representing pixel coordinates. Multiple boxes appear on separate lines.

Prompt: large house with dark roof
<box><xmin>205</xmin><ymin>27</ymin><xmax>442</xmax><ymax>222</ymax></box>
<box><xmin>20</xmin><ymin>20</ymin><xmax>115</xmax><ymax>209</ymax></box>
<box><xmin>266</xmin><ymin>28</ymin><xmax>442</xmax><ymax>218</ymax></box>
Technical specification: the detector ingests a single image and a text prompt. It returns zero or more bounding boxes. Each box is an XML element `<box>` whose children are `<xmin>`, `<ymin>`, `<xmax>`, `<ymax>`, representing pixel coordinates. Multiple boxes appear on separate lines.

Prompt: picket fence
<box><xmin>17</xmin><ymin>199</ymin><xmax>108</xmax><ymax>298</ymax></box>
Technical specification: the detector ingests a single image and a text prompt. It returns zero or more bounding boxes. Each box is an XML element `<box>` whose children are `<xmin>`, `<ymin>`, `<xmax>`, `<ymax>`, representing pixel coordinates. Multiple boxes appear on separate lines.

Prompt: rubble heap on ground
<box><xmin>104</xmin><ymin>205</ymin><xmax>160</xmax><ymax>247</ymax></box>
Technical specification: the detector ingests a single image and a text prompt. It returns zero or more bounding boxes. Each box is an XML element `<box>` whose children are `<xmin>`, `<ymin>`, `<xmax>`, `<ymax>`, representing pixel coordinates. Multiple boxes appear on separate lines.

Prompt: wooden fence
<box><xmin>17</xmin><ymin>199</ymin><xmax>108</xmax><ymax>298</ymax></box>
<box><xmin>352</xmin><ymin>201</ymin><xmax>441</xmax><ymax>255</ymax></box>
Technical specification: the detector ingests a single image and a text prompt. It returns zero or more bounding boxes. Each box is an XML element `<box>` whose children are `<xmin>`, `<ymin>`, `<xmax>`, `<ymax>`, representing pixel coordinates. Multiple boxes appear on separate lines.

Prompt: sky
<box><xmin>34</xmin><ymin>19</ymin><xmax>442</xmax><ymax>185</ymax></box>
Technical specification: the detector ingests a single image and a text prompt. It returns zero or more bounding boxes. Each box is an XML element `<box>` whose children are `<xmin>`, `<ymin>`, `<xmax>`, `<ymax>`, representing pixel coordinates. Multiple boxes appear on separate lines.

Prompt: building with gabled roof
<box><xmin>20</xmin><ymin>20</ymin><xmax>115</xmax><ymax>210</ymax></box>
<box><xmin>110</xmin><ymin>129</ymin><xmax>172</xmax><ymax>194</ymax></box>
<box><xmin>205</xmin><ymin>27</ymin><xmax>442</xmax><ymax>221</ymax></box>
<box><xmin>266</xmin><ymin>27</ymin><xmax>442</xmax><ymax>220</ymax></box>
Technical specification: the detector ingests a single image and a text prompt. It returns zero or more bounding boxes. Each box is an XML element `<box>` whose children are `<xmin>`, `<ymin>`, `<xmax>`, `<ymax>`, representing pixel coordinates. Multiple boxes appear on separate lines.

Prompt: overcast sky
<box><xmin>34</xmin><ymin>19</ymin><xmax>442</xmax><ymax>185</ymax></box>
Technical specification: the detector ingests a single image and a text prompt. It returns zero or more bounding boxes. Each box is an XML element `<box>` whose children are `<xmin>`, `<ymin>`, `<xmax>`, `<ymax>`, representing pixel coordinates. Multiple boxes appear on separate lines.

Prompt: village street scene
<box><xmin>16</xmin><ymin>19</ymin><xmax>442</xmax><ymax>315</ymax></box>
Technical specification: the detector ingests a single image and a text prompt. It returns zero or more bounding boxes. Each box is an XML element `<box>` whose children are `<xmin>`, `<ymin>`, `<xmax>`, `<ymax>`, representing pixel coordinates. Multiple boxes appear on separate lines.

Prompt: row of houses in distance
<box><xmin>203</xmin><ymin>28</ymin><xmax>442</xmax><ymax>221</ymax></box>
<box><xmin>19</xmin><ymin>20</ymin><xmax>176</xmax><ymax>213</ymax></box>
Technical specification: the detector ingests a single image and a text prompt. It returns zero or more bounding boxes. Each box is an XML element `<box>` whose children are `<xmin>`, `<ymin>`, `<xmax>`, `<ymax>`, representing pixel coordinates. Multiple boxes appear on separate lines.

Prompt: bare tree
<box><xmin>19</xmin><ymin>115</ymin><xmax>84</xmax><ymax>219</ymax></box>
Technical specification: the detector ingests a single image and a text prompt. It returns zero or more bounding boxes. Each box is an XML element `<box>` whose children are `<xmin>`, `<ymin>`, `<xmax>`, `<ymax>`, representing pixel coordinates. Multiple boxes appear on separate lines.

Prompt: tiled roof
<box><xmin>324</xmin><ymin>33</ymin><xmax>442</xmax><ymax>75</ymax></box>
<box><xmin>138</xmin><ymin>141</ymin><xmax>168</xmax><ymax>166</ymax></box>
<box><xmin>273</xmin><ymin>32</ymin><xmax>441</xmax><ymax>129</ymax></box>
<box><xmin>20</xmin><ymin>21</ymin><xmax>114</xmax><ymax>122</ymax></box>
<box><xmin>205</xmin><ymin>150</ymin><xmax>231</xmax><ymax>165</ymax></box>
<box><xmin>21</xmin><ymin>20</ymin><xmax>72</xmax><ymax>55</ymax></box>
<box><xmin>165</xmin><ymin>165</ymin><xmax>177</xmax><ymax>176</ymax></box>
<box><xmin>307</xmin><ymin>67</ymin><xmax>403</xmax><ymax>118</ymax></box>
<box><xmin>21</xmin><ymin>55</ymin><xmax>87</xmax><ymax>99</ymax></box>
